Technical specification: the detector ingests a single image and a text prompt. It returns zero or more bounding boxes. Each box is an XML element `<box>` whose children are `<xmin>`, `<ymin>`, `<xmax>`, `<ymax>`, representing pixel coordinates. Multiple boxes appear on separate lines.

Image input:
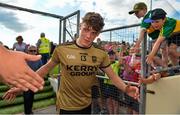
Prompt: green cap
<box><xmin>129</xmin><ymin>2</ymin><xmax>147</xmax><ymax>15</ymax></box>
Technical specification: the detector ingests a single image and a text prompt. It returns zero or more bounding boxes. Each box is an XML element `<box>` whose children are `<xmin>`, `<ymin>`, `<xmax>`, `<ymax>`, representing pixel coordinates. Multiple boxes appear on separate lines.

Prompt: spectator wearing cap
<box><xmin>129</xmin><ymin>2</ymin><xmax>161</xmax><ymax>47</ymax></box>
<box><xmin>36</xmin><ymin>32</ymin><xmax>51</xmax><ymax>65</ymax></box>
<box><xmin>129</xmin><ymin>2</ymin><xmax>162</xmax><ymax>49</ymax></box>
<box><xmin>129</xmin><ymin>2</ymin><xmax>168</xmax><ymax>68</ymax></box>
<box><xmin>12</xmin><ymin>35</ymin><xmax>27</xmax><ymax>52</ymax></box>
<box><xmin>146</xmin><ymin>8</ymin><xmax>180</xmax><ymax>66</ymax></box>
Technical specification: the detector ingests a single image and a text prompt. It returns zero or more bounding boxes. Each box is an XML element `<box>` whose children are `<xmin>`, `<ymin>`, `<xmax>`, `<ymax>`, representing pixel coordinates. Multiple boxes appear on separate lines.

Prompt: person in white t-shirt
<box><xmin>12</xmin><ymin>35</ymin><xmax>27</xmax><ymax>52</ymax></box>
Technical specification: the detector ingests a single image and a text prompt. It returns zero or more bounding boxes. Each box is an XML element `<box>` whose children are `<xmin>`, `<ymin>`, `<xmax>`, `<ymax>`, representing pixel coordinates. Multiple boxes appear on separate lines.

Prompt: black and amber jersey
<box><xmin>51</xmin><ymin>41</ymin><xmax>110</xmax><ymax>110</ymax></box>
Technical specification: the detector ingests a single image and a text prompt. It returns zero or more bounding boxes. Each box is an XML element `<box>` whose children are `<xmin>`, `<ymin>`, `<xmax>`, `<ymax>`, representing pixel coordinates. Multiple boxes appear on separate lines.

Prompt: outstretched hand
<box><xmin>0</xmin><ymin>50</ymin><xmax>44</xmax><ymax>92</ymax></box>
<box><xmin>125</xmin><ymin>85</ymin><xmax>139</xmax><ymax>100</ymax></box>
<box><xmin>146</xmin><ymin>54</ymin><xmax>154</xmax><ymax>65</ymax></box>
<box><xmin>2</xmin><ymin>87</ymin><xmax>22</xmax><ymax>102</ymax></box>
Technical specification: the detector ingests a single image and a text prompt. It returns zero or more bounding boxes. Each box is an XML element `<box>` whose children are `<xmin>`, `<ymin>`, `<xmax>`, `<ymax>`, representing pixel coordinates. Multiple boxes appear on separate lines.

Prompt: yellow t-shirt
<box><xmin>51</xmin><ymin>41</ymin><xmax>110</xmax><ymax>110</ymax></box>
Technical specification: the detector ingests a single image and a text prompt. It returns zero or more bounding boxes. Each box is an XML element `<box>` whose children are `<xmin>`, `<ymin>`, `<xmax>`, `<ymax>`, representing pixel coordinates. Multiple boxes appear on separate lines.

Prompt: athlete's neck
<box><xmin>76</xmin><ymin>38</ymin><xmax>90</xmax><ymax>48</ymax></box>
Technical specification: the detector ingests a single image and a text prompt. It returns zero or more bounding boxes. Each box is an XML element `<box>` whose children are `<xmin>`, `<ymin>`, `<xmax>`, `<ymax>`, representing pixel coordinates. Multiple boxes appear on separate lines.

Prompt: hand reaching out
<box><xmin>125</xmin><ymin>84</ymin><xmax>139</xmax><ymax>100</ymax></box>
<box><xmin>2</xmin><ymin>87</ymin><xmax>22</xmax><ymax>102</ymax></box>
<box><xmin>0</xmin><ymin>47</ymin><xmax>44</xmax><ymax>92</ymax></box>
<box><xmin>146</xmin><ymin>54</ymin><xmax>154</xmax><ymax>65</ymax></box>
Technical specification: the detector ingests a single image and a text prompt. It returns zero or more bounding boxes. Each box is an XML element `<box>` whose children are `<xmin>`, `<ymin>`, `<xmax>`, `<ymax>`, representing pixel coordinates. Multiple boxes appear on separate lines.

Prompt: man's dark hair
<box><xmin>82</xmin><ymin>12</ymin><xmax>105</xmax><ymax>32</ymax></box>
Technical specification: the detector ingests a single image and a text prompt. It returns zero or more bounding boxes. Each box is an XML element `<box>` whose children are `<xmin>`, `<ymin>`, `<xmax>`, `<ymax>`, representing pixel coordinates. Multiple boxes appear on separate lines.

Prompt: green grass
<box><xmin>0</xmin><ymin>91</ymin><xmax>55</xmax><ymax>108</ymax></box>
<box><xmin>0</xmin><ymin>75</ymin><xmax>56</xmax><ymax>114</ymax></box>
<box><xmin>0</xmin><ymin>85</ymin><xmax>53</xmax><ymax>98</ymax></box>
<box><xmin>0</xmin><ymin>98</ymin><xmax>56</xmax><ymax>114</ymax></box>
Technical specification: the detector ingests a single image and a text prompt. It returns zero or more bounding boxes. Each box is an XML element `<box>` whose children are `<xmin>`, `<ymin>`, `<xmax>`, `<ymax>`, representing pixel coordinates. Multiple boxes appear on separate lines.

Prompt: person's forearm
<box><xmin>142</xmin><ymin>77</ymin><xmax>155</xmax><ymax>84</ymax></box>
<box><xmin>135</xmin><ymin>29</ymin><xmax>146</xmax><ymax>48</ymax></box>
<box><xmin>149</xmin><ymin>40</ymin><xmax>161</xmax><ymax>57</ymax></box>
<box><xmin>36</xmin><ymin>59</ymin><xmax>57</xmax><ymax>78</ymax></box>
<box><xmin>36</xmin><ymin>65</ymin><xmax>50</xmax><ymax>78</ymax></box>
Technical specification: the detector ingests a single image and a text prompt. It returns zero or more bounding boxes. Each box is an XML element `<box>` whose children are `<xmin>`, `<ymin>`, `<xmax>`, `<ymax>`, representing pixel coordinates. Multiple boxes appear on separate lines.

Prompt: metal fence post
<box><xmin>139</xmin><ymin>32</ymin><xmax>148</xmax><ymax>114</ymax></box>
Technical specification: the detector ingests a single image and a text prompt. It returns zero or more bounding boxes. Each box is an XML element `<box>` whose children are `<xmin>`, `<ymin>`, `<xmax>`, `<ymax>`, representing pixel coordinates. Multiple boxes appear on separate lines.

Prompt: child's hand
<box><xmin>138</xmin><ymin>77</ymin><xmax>146</xmax><ymax>85</ymax></box>
<box><xmin>138</xmin><ymin>73</ymin><xmax>161</xmax><ymax>85</ymax></box>
<box><xmin>125</xmin><ymin>84</ymin><xmax>139</xmax><ymax>100</ymax></box>
<box><xmin>152</xmin><ymin>73</ymin><xmax>161</xmax><ymax>81</ymax></box>
<box><xmin>2</xmin><ymin>87</ymin><xmax>22</xmax><ymax>102</ymax></box>
<box><xmin>146</xmin><ymin>54</ymin><xmax>154</xmax><ymax>65</ymax></box>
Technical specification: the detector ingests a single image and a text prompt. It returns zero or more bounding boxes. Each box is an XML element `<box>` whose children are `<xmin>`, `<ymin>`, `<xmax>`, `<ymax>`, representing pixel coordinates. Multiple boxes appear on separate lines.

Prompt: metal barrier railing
<box><xmin>91</xmin><ymin>75</ymin><xmax>139</xmax><ymax>114</ymax></box>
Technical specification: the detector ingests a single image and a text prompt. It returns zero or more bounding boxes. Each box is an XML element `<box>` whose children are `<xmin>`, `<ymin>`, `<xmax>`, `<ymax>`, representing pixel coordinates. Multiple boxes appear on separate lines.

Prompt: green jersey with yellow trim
<box><xmin>160</xmin><ymin>17</ymin><xmax>180</xmax><ymax>39</ymax></box>
<box><xmin>51</xmin><ymin>41</ymin><xmax>110</xmax><ymax>110</ymax></box>
<box><xmin>141</xmin><ymin>11</ymin><xmax>160</xmax><ymax>40</ymax></box>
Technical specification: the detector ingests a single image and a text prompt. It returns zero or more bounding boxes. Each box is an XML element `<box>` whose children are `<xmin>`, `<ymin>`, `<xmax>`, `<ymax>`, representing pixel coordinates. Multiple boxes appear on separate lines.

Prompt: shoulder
<box><xmin>92</xmin><ymin>45</ymin><xmax>106</xmax><ymax>54</ymax></box>
<box><xmin>54</xmin><ymin>41</ymin><xmax>75</xmax><ymax>50</ymax></box>
<box><xmin>60</xmin><ymin>41</ymin><xmax>74</xmax><ymax>45</ymax></box>
<box><xmin>141</xmin><ymin>11</ymin><xmax>152</xmax><ymax>28</ymax></box>
<box><xmin>57</xmin><ymin>41</ymin><xmax>75</xmax><ymax>48</ymax></box>
<box><xmin>160</xmin><ymin>17</ymin><xmax>176</xmax><ymax>37</ymax></box>
<box><xmin>164</xmin><ymin>17</ymin><xmax>176</xmax><ymax>26</ymax></box>
<box><xmin>13</xmin><ymin>42</ymin><xmax>17</xmax><ymax>45</ymax></box>
<box><xmin>92</xmin><ymin>42</ymin><xmax>104</xmax><ymax>50</ymax></box>
<box><xmin>22</xmin><ymin>42</ymin><xmax>27</xmax><ymax>45</ymax></box>
<box><xmin>37</xmin><ymin>39</ymin><xmax>41</xmax><ymax>43</ymax></box>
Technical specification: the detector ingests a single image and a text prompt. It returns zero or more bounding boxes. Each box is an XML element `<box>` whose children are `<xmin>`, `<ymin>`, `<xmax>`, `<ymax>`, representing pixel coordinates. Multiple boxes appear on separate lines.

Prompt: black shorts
<box><xmin>60</xmin><ymin>104</ymin><xmax>91</xmax><ymax>114</ymax></box>
<box><xmin>91</xmin><ymin>85</ymin><xmax>100</xmax><ymax>98</ymax></box>
<box><xmin>167</xmin><ymin>32</ymin><xmax>180</xmax><ymax>46</ymax></box>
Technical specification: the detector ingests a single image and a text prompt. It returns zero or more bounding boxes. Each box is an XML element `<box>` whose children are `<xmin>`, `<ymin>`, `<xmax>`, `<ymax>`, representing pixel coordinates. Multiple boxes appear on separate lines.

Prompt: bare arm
<box><xmin>146</xmin><ymin>36</ymin><xmax>165</xmax><ymax>64</ymax></box>
<box><xmin>2</xmin><ymin>87</ymin><xmax>22</xmax><ymax>102</ymax></box>
<box><xmin>134</xmin><ymin>28</ymin><xmax>146</xmax><ymax>48</ymax></box>
<box><xmin>36</xmin><ymin>59</ymin><xmax>58</xmax><ymax>78</ymax></box>
<box><xmin>139</xmin><ymin>73</ymin><xmax>161</xmax><ymax>84</ymax></box>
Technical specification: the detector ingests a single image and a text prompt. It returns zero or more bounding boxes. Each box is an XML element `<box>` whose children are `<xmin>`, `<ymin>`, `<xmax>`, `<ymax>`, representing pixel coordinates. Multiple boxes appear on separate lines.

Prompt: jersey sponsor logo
<box><xmin>66</xmin><ymin>65</ymin><xmax>99</xmax><ymax>76</ymax></box>
<box><xmin>67</xmin><ymin>54</ymin><xmax>76</xmax><ymax>59</ymax></box>
<box><xmin>70</xmin><ymin>71</ymin><xmax>97</xmax><ymax>76</ymax></box>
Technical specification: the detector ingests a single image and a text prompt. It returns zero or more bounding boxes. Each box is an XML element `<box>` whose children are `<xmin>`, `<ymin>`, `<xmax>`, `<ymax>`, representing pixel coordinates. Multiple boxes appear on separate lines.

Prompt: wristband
<box><xmin>124</xmin><ymin>85</ymin><xmax>130</xmax><ymax>93</ymax></box>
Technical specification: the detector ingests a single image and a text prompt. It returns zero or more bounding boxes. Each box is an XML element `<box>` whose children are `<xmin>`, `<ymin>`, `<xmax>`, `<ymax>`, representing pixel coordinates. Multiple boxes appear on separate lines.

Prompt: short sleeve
<box><xmin>140</xmin><ymin>11</ymin><xmax>151</xmax><ymax>29</ymax></box>
<box><xmin>141</xmin><ymin>21</ymin><xmax>150</xmax><ymax>29</ymax></box>
<box><xmin>51</xmin><ymin>47</ymin><xmax>60</xmax><ymax>63</ymax></box>
<box><xmin>100</xmin><ymin>53</ymin><xmax>110</xmax><ymax>68</ymax></box>
<box><xmin>160</xmin><ymin>27</ymin><xmax>172</xmax><ymax>38</ymax></box>
<box><xmin>36</xmin><ymin>39</ymin><xmax>41</xmax><ymax>47</ymax></box>
<box><xmin>160</xmin><ymin>18</ymin><xmax>176</xmax><ymax>38</ymax></box>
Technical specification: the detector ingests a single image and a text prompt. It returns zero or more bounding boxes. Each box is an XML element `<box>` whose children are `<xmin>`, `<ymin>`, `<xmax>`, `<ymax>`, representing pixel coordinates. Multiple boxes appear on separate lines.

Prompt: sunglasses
<box><xmin>29</xmin><ymin>50</ymin><xmax>37</xmax><ymax>52</ymax></box>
